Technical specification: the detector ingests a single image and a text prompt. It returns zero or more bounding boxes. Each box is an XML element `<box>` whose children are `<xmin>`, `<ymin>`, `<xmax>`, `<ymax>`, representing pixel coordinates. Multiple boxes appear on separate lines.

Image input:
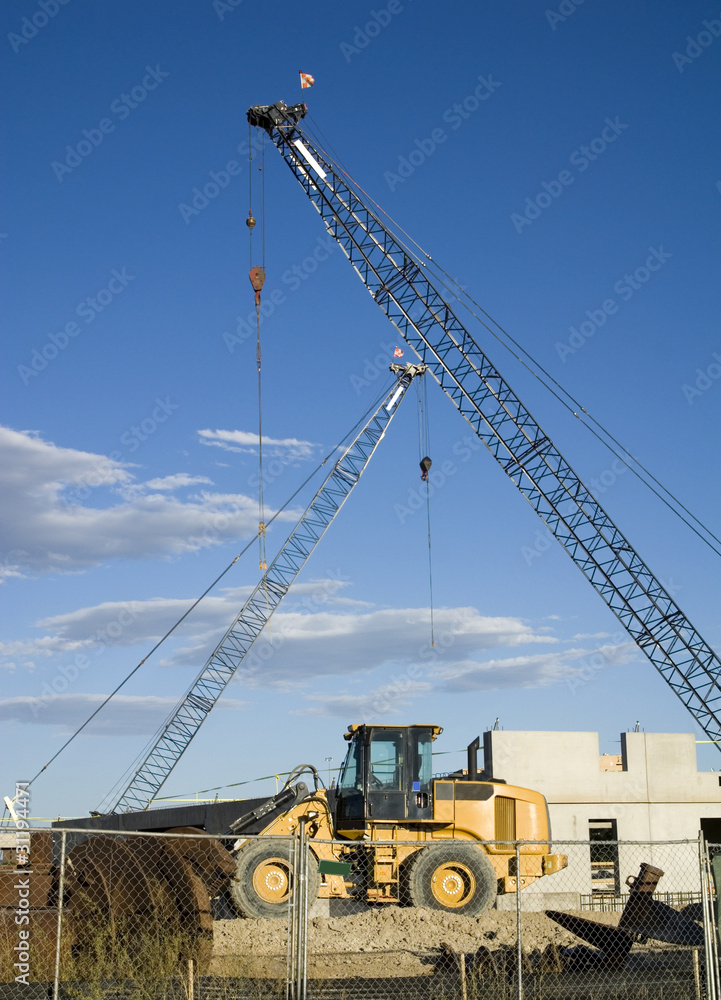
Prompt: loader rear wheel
<box><xmin>230</xmin><ymin>841</ymin><xmax>319</xmax><ymax>919</ymax></box>
<box><xmin>404</xmin><ymin>844</ymin><xmax>496</xmax><ymax>916</ymax></box>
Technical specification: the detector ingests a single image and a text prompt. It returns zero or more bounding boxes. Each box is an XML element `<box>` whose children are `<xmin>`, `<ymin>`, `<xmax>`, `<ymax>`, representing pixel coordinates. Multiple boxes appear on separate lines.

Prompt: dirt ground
<box><xmin>210</xmin><ymin>906</ymin><xmax>624</xmax><ymax>978</ymax></box>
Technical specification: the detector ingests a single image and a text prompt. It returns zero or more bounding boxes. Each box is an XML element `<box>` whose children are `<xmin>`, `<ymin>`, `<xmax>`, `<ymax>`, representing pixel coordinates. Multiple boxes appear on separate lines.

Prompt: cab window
<box><xmin>416</xmin><ymin>734</ymin><xmax>433</xmax><ymax>790</ymax></box>
<box><xmin>369</xmin><ymin>732</ymin><xmax>403</xmax><ymax>790</ymax></box>
<box><xmin>338</xmin><ymin>738</ymin><xmax>362</xmax><ymax>791</ymax></box>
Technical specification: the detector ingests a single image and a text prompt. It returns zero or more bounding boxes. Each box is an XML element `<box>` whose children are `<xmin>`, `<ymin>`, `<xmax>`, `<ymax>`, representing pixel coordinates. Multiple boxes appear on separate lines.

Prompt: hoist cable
<box><xmin>420</xmin><ymin>375</ymin><xmax>435</xmax><ymax>647</ymax></box>
<box><xmin>302</xmin><ymin>138</ymin><xmax>721</xmax><ymax>559</ymax></box>
<box><xmin>27</xmin><ymin>378</ymin><xmax>396</xmax><ymax>795</ymax></box>
<box><xmin>260</xmin><ymin>134</ymin><xmax>266</xmax><ymax>268</ymax></box>
<box><xmin>247</xmin><ymin>121</ymin><xmax>253</xmax><ymax>271</ymax></box>
<box><xmin>257</xmin><ymin>327</ymin><xmax>267</xmax><ymax>572</ymax></box>
<box><xmin>416</xmin><ymin>375</ymin><xmax>430</xmax><ymax>462</ymax></box>
<box><xmin>247</xmin><ymin>133</ymin><xmax>267</xmax><ymax>573</ymax></box>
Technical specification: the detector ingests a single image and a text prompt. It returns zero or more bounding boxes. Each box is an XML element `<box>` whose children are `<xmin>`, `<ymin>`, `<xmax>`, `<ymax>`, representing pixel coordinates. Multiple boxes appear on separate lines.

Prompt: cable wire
<box><xmin>27</xmin><ymin>378</ymin><xmax>396</xmax><ymax>797</ymax></box>
<box><xmin>417</xmin><ymin>375</ymin><xmax>435</xmax><ymax>647</ymax></box>
<box><xmin>302</xmin><ymin>136</ymin><xmax>721</xmax><ymax>559</ymax></box>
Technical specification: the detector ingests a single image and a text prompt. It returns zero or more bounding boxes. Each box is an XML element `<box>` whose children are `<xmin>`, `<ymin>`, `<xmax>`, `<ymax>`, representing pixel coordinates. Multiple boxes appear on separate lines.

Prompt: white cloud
<box><xmin>140</xmin><ymin>474</ymin><xmax>213</xmax><ymax>491</ymax></box>
<box><xmin>435</xmin><ymin>641</ymin><xmax>636</xmax><ymax>692</ymax></box>
<box><xmin>198</xmin><ymin>428</ymin><xmax>317</xmax><ymax>459</ymax></box>
<box><xmin>234</xmin><ymin>607</ymin><xmax>556</xmax><ymax>692</ymax></box>
<box><xmin>0</xmin><ymin>693</ymin><xmax>245</xmax><ymax>735</ymax></box>
<box><xmin>0</xmin><ymin>426</ymin><xmax>297</xmax><ymax>576</ymax></box>
<box><xmin>1</xmin><ymin>581</ymin><xmax>638</xmax><ymax>728</ymax></box>
<box><xmin>0</xmin><ymin>578</ymin><xmax>354</xmax><ymax>667</ymax></box>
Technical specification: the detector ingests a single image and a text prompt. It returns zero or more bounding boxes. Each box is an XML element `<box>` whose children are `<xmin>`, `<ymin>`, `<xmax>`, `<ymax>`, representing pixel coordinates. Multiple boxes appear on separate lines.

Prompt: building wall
<box><xmin>483</xmin><ymin>730</ymin><xmax>721</xmax><ymax>903</ymax></box>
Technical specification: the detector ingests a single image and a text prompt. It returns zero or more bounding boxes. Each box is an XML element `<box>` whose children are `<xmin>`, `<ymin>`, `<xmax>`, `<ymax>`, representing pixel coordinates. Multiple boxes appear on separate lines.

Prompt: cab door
<box><xmin>405</xmin><ymin>728</ymin><xmax>434</xmax><ymax>821</ymax></box>
<box><xmin>365</xmin><ymin>730</ymin><xmax>407</xmax><ymax>820</ymax></box>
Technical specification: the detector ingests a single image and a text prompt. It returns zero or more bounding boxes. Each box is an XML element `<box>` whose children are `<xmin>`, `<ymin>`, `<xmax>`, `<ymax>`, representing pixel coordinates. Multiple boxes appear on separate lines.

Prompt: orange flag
<box><xmin>299</xmin><ymin>71</ymin><xmax>315</xmax><ymax>89</ymax></box>
<box><xmin>394</xmin><ymin>347</ymin><xmax>404</xmax><ymax>358</ymax></box>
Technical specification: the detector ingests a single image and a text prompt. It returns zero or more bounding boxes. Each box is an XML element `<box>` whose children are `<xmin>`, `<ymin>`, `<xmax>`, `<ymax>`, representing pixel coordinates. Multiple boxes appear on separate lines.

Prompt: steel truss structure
<box><xmin>247</xmin><ymin>100</ymin><xmax>721</xmax><ymax>745</ymax></box>
<box><xmin>112</xmin><ymin>364</ymin><xmax>424</xmax><ymax>812</ymax></box>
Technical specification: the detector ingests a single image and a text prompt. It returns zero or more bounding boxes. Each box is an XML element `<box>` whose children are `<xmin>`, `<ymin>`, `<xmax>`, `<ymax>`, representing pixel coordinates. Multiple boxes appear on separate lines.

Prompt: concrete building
<box><xmin>483</xmin><ymin>730</ymin><xmax>721</xmax><ymax>906</ymax></box>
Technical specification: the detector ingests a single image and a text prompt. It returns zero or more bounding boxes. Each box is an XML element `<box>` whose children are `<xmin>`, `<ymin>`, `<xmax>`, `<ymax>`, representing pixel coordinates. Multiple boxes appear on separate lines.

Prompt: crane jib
<box><xmin>246</xmin><ymin>100</ymin><xmax>721</xmax><ymax>747</ymax></box>
<box><xmin>109</xmin><ymin>363</ymin><xmax>426</xmax><ymax>813</ymax></box>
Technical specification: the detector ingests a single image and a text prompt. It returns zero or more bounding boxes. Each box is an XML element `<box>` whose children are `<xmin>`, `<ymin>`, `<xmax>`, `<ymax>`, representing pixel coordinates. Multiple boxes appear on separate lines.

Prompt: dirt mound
<box><xmin>210</xmin><ymin>906</ymin><xmax>617</xmax><ymax>978</ymax></box>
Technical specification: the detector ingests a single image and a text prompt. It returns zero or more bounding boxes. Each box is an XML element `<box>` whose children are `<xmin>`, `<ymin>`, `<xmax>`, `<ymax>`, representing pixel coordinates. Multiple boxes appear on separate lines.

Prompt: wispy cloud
<box><xmin>140</xmin><ymin>474</ymin><xmax>213</xmax><ymax>492</ymax></box>
<box><xmin>0</xmin><ymin>693</ymin><xmax>245</xmax><ymax>736</ymax></box>
<box><xmin>1</xmin><ymin>587</ymin><xmax>636</xmax><ymax>727</ymax></box>
<box><xmin>198</xmin><ymin>428</ymin><xmax>317</xmax><ymax>459</ymax></box>
<box><xmin>0</xmin><ymin>579</ymin><xmax>353</xmax><ymax>666</ymax></box>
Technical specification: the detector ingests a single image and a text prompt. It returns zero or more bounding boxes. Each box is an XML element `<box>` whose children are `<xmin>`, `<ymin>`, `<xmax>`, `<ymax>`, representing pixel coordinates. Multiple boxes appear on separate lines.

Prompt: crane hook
<box><xmin>420</xmin><ymin>456</ymin><xmax>432</xmax><ymax>482</ymax></box>
<box><xmin>249</xmin><ymin>265</ymin><xmax>266</xmax><ymax>308</ymax></box>
<box><xmin>246</xmin><ymin>211</ymin><xmax>257</xmax><ymax>231</ymax></box>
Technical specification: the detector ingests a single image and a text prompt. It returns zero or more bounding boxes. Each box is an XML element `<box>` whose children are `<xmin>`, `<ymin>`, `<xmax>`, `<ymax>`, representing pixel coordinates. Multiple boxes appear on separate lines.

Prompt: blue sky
<box><xmin>2</xmin><ymin>0</ymin><xmax>720</xmax><ymax>821</ymax></box>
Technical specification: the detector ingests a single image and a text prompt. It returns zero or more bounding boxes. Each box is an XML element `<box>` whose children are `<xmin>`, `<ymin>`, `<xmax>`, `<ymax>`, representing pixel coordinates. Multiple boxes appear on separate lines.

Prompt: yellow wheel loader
<box><xmin>229</xmin><ymin>724</ymin><xmax>567</xmax><ymax>918</ymax></box>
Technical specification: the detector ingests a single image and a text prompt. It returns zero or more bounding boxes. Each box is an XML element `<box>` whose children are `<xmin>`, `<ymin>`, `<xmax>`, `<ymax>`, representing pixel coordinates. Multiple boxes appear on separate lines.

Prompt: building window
<box><xmin>700</xmin><ymin>818</ymin><xmax>721</xmax><ymax>845</ymax></box>
<box><xmin>589</xmin><ymin>819</ymin><xmax>620</xmax><ymax>895</ymax></box>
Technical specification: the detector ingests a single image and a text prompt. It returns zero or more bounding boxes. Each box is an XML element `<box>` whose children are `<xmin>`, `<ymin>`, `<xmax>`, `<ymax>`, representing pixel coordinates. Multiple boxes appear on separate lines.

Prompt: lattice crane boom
<box><xmin>248</xmin><ymin>100</ymin><xmax>721</xmax><ymax>745</ymax></box>
<box><xmin>111</xmin><ymin>363</ymin><xmax>426</xmax><ymax>813</ymax></box>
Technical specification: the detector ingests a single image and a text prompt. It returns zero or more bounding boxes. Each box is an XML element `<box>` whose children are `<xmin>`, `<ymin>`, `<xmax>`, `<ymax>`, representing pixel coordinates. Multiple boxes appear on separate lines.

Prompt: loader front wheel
<box><xmin>231</xmin><ymin>841</ymin><xmax>319</xmax><ymax>919</ymax></box>
<box><xmin>404</xmin><ymin>844</ymin><xmax>496</xmax><ymax>916</ymax></box>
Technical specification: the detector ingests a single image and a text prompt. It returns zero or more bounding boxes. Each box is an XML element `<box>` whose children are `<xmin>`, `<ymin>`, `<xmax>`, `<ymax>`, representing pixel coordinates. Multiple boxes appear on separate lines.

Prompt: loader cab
<box><xmin>334</xmin><ymin>724</ymin><xmax>441</xmax><ymax>831</ymax></box>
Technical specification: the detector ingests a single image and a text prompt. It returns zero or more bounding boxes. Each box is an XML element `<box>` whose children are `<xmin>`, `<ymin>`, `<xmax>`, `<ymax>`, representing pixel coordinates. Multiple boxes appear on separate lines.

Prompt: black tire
<box><xmin>230</xmin><ymin>840</ymin><xmax>320</xmax><ymax>919</ymax></box>
<box><xmin>403</xmin><ymin>844</ymin><xmax>497</xmax><ymax>916</ymax></box>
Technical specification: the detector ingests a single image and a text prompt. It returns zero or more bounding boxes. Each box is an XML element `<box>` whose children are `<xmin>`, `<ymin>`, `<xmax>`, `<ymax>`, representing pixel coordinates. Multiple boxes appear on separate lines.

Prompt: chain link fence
<box><xmin>1</xmin><ymin>827</ymin><xmax>720</xmax><ymax>999</ymax></box>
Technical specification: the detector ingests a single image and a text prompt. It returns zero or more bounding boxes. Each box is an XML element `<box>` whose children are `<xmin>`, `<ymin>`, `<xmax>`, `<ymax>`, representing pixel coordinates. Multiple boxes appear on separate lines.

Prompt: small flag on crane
<box><xmin>394</xmin><ymin>346</ymin><xmax>404</xmax><ymax>358</ymax></box>
<box><xmin>299</xmin><ymin>71</ymin><xmax>315</xmax><ymax>89</ymax></box>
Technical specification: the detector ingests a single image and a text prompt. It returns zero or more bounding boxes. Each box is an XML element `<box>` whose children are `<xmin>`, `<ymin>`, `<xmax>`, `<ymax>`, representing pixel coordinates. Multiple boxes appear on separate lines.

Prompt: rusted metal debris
<box><xmin>546</xmin><ymin>862</ymin><xmax>704</xmax><ymax>969</ymax></box>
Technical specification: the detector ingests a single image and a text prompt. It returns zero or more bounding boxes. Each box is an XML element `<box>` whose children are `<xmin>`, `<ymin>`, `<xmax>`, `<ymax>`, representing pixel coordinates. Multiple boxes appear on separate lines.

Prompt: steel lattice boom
<box><xmin>112</xmin><ymin>364</ymin><xmax>424</xmax><ymax>813</ymax></box>
<box><xmin>248</xmin><ymin>100</ymin><xmax>721</xmax><ymax>745</ymax></box>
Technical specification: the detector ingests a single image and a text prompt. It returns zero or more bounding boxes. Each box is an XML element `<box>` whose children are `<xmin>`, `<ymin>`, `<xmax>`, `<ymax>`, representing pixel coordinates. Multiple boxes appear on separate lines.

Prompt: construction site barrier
<box><xmin>1</xmin><ymin>827</ymin><xmax>719</xmax><ymax>1000</ymax></box>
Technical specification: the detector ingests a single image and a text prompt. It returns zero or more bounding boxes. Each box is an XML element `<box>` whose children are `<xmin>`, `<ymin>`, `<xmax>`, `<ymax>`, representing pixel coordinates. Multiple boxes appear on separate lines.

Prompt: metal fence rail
<box><xmin>1</xmin><ymin>827</ymin><xmax>719</xmax><ymax>1000</ymax></box>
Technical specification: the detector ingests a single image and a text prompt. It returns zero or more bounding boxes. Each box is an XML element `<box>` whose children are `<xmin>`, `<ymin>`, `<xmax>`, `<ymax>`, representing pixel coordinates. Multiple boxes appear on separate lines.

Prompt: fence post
<box><xmin>52</xmin><ymin>830</ymin><xmax>67</xmax><ymax>1000</ymax></box>
<box><xmin>700</xmin><ymin>833</ymin><xmax>719</xmax><ymax>1000</ymax></box>
<box><xmin>288</xmin><ymin>835</ymin><xmax>298</xmax><ymax>1000</ymax></box>
<box><xmin>515</xmin><ymin>841</ymin><xmax>523</xmax><ymax>1000</ymax></box>
<box><xmin>292</xmin><ymin>818</ymin><xmax>312</xmax><ymax>1000</ymax></box>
